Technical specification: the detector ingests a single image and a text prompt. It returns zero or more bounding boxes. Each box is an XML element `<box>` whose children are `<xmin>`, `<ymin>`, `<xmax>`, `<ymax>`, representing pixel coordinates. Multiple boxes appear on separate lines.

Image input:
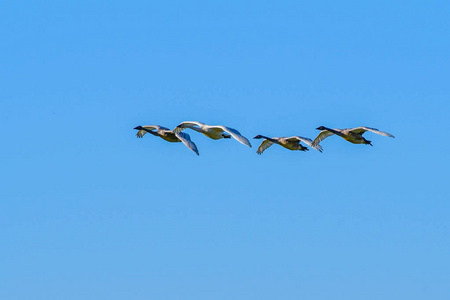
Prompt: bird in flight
<box><xmin>253</xmin><ymin>135</ymin><xmax>323</xmax><ymax>155</ymax></box>
<box><xmin>173</xmin><ymin>121</ymin><xmax>252</xmax><ymax>148</ymax></box>
<box><xmin>134</xmin><ymin>125</ymin><xmax>199</xmax><ymax>155</ymax></box>
<box><xmin>312</xmin><ymin>126</ymin><xmax>394</xmax><ymax>148</ymax></box>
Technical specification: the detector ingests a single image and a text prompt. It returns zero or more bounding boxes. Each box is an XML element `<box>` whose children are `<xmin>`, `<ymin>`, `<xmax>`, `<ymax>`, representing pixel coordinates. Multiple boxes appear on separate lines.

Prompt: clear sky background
<box><xmin>1</xmin><ymin>1</ymin><xmax>449</xmax><ymax>299</ymax></box>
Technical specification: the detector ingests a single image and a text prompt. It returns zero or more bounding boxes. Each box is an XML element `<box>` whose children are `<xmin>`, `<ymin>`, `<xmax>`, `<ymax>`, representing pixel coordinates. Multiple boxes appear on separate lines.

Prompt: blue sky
<box><xmin>1</xmin><ymin>1</ymin><xmax>449</xmax><ymax>299</ymax></box>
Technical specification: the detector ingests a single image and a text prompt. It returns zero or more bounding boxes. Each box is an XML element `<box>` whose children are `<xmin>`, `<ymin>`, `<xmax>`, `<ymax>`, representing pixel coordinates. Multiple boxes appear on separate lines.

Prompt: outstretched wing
<box><xmin>175</xmin><ymin>132</ymin><xmax>200</xmax><ymax>155</ymax></box>
<box><xmin>311</xmin><ymin>130</ymin><xmax>335</xmax><ymax>148</ymax></box>
<box><xmin>351</xmin><ymin>126</ymin><xmax>395</xmax><ymax>138</ymax></box>
<box><xmin>214</xmin><ymin>125</ymin><xmax>252</xmax><ymax>148</ymax></box>
<box><xmin>256</xmin><ymin>140</ymin><xmax>274</xmax><ymax>155</ymax></box>
<box><xmin>289</xmin><ymin>136</ymin><xmax>323</xmax><ymax>152</ymax></box>
<box><xmin>173</xmin><ymin>121</ymin><xmax>205</xmax><ymax>133</ymax></box>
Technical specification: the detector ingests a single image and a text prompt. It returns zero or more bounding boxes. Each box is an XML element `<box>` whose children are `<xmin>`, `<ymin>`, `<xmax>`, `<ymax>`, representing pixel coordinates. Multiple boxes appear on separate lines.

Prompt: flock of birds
<box><xmin>134</xmin><ymin>121</ymin><xmax>395</xmax><ymax>155</ymax></box>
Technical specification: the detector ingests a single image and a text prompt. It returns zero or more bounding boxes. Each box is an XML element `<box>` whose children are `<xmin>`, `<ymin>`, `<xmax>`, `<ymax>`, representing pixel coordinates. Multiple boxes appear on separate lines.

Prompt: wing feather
<box><xmin>351</xmin><ymin>126</ymin><xmax>395</xmax><ymax>138</ymax></box>
<box><xmin>214</xmin><ymin>125</ymin><xmax>252</xmax><ymax>147</ymax></box>
<box><xmin>290</xmin><ymin>136</ymin><xmax>323</xmax><ymax>152</ymax></box>
<box><xmin>175</xmin><ymin>132</ymin><xmax>200</xmax><ymax>155</ymax></box>
<box><xmin>311</xmin><ymin>130</ymin><xmax>335</xmax><ymax>148</ymax></box>
<box><xmin>136</xmin><ymin>129</ymin><xmax>148</xmax><ymax>138</ymax></box>
<box><xmin>173</xmin><ymin>121</ymin><xmax>205</xmax><ymax>133</ymax></box>
<box><xmin>256</xmin><ymin>140</ymin><xmax>274</xmax><ymax>155</ymax></box>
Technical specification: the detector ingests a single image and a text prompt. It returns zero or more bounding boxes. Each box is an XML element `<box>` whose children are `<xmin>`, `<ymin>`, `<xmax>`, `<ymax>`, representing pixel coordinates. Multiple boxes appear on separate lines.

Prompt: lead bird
<box><xmin>312</xmin><ymin>126</ymin><xmax>394</xmax><ymax>148</ymax></box>
<box><xmin>173</xmin><ymin>121</ymin><xmax>252</xmax><ymax>148</ymax></box>
<box><xmin>253</xmin><ymin>135</ymin><xmax>323</xmax><ymax>155</ymax></box>
<box><xmin>134</xmin><ymin>125</ymin><xmax>199</xmax><ymax>155</ymax></box>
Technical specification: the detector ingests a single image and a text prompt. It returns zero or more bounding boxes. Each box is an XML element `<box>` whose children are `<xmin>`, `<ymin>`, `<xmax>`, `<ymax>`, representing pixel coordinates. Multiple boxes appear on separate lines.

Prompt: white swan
<box><xmin>312</xmin><ymin>126</ymin><xmax>394</xmax><ymax>147</ymax></box>
<box><xmin>253</xmin><ymin>135</ymin><xmax>323</xmax><ymax>155</ymax></box>
<box><xmin>134</xmin><ymin>125</ymin><xmax>199</xmax><ymax>155</ymax></box>
<box><xmin>173</xmin><ymin>121</ymin><xmax>252</xmax><ymax>148</ymax></box>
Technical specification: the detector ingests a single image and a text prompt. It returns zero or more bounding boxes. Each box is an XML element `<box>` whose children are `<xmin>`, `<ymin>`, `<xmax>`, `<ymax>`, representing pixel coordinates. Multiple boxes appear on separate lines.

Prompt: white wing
<box><xmin>351</xmin><ymin>126</ymin><xmax>395</xmax><ymax>138</ymax></box>
<box><xmin>291</xmin><ymin>136</ymin><xmax>323</xmax><ymax>152</ymax></box>
<box><xmin>311</xmin><ymin>130</ymin><xmax>335</xmax><ymax>148</ymax></box>
<box><xmin>256</xmin><ymin>140</ymin><xmax>274</xmax><ymax>155</ymax></box>
<box><xmin>214</xmin><ymin>125</ymin><xmax>252</xmax><ymax>148</ymax></box>
<box><xmin>173</xmin><ymin>121</ymin><xmax>205</xmax><ymax>133</ymax></box>
<box><xmin>175</xmin><ymin>132</ymin><xmax>199</xmax><ymax>155</ymax></box>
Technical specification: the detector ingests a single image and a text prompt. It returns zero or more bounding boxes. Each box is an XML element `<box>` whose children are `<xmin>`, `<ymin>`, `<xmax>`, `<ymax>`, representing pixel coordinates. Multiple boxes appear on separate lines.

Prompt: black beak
<box><xmin>134</xmin><ymin>126</ymin><xmax>140</xmax><ymax>130</ymax></box>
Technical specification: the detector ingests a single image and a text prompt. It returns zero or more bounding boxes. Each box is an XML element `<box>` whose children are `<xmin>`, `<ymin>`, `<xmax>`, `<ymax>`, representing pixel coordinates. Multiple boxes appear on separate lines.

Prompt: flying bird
<box><xmin>253</xmin><ymin>135</ymin><xmax>323</xmax><ymax>155</ymax></box>
<box><xmin>312</xmin><ymin>126</ymin><xmax>394</xmax><ymax>148</ymax></box>
<box><xmin>173</xmin><ymin>121</ymin><xmax>252</xmax><ymax>148</ymax></box>
<box><xmin>134</xmin><ymin>125</ymin><xmax>199</xmax><ymax>155</ymax></box>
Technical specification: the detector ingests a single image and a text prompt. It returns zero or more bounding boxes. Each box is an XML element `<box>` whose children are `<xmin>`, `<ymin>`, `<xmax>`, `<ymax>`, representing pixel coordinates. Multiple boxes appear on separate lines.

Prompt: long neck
<box><xmin>142</xmin><ymin>128</ymin><xmax>159</xmax><ymax>136</ymax></box>
<box><xmin>322</xmin><ymin>127</ymin><xmax>345</xmax><ymax>137</ymax></box>
<box><xmin>259</xmin><ymin>135</ymin><xmax>279</xmax><ymax>143</ymax></box>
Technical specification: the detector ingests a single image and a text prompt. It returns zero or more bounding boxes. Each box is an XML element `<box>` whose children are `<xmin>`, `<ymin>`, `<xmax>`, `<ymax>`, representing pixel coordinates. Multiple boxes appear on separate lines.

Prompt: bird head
<box><xmin>365</xmin><ymin>140</ymin><xmax>373</xmax><ymax>146</ymax></box>
<box><xmin>253</xmin><ymin>135</ymin><xmax>264</xmax><ymax>139</ymax></box>
<box><xmin>134</xmin><ymin>126</ymin><xmax>143</xmax><ymax>130</ymax></box>
<box><xmin>316</xmin><ymin>126</ymin><xmax>326</xmax><ymax>130</ymax></box>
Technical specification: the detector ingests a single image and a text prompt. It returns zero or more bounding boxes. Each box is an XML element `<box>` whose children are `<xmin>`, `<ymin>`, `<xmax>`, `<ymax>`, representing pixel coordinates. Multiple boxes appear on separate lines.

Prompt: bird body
<box><xmin>312</xmin><ymin>126</ymin><xmax>394</xmax><ymax>147</ymax></box>
<box><xmin>174</xmin><ymin>121</ymin><xmax>251</xmax><ymax>147</ymax></box>
<box><xmin>182</xmin><ymin>124</ymin><xmax>230</xmax><ymax>140</ymax></box>
<box><xmin>134</xmin><ymin>125</ymin><xmax>199</xmax><ymax>155</ymax></box>
<box><xmin>254</xmin><ymin>135</ymin><xmax>322</xmax><ymax>155</ymax></box>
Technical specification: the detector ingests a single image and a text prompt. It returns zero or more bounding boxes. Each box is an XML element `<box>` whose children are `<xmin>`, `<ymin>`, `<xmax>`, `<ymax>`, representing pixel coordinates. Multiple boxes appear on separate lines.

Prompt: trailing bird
<box><xmin>134</xmin><ymin>125</ymin><xmax>199</xmax><ymax>155</ymax></box>
<box><xmin>312</xmin><ymin>126</ymin><xmax>394</xmax><ymax>148</ymax></box>
<box><xmin>253</xmin><ymin>135</ymin><xmax>323</xmax><ymax>155</ymax></box>
<box><xmin>173</xmin><ymin>121</ymin><xmax>252</xmax><ymax>148</ymax></box>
